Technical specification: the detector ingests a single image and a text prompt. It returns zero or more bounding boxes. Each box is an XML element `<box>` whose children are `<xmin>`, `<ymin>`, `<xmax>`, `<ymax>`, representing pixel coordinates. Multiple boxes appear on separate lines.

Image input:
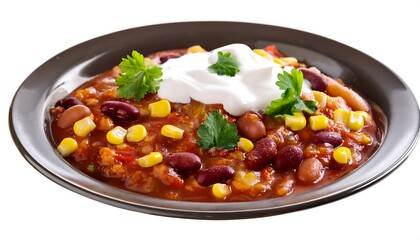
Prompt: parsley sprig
<box><xmin>208</xmin><ymin>51</ymin><xmax>240</xmax><ymax>77</ymax></box>
<box><xmin>196</xmin><ymin>110</ymin><xmax>240</xmax><ymax>150</ymax></box>
<box><xmin>116</xmin><ymin>50</ymin><xmax>163</xmax><ymax>101</ymax></box>
<box><xmin>265</xmin><ymin>69</ymin><xmax>317</xmax><ymax>117</ymax></box>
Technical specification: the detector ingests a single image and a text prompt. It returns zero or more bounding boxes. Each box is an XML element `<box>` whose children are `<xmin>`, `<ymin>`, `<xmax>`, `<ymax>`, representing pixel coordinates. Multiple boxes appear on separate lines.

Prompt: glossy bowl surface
<box><xmin>9</xmin><ymin>22</ymin><xmax>420</xmax><ymax>219</ymax></box>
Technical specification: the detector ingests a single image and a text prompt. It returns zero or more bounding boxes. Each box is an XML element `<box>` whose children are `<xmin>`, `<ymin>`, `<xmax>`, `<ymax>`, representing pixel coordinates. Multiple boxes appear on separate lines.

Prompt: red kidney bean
<box><xmin>196</xmin><ymin>165</ymin><xmax>234</xmax><ymax>187</ymax></box>
<box><xmin>244</xmin><ymin>137</ymin><xmax>277</xmax><ymax>170</ymax></box>
<box><xmin>55</xmin><ymin>96</ymin><xmax>83</xmax><ymax>109</ymax></box>
<box><xmin>57</xmin><ymin>105</ymin><xmax>92</xmax><ymax>128</ymax></box>
<box><xmin>273</xmin><ymin>145</ymin><xmax>303</xmax><ymax>171</ymax></box>
<box><xmin>164</xmin><ymin>152</ymin><xmax>202</xmax><ymax>174</ymax></box>
<box><xmin>237</xmin><ymin>112</ymin><xmax>266</xmax><ymax>141</ymax></box>
<box><xmin>297</xmin><ymin>158</ymin><xmax>324</xmax><ymax>184</ymax></box>
<box><xmin>159</xmin><ymin>53</ymin><xmax>183</xmax><ymax>64</ymax></box>
<box><xmin>298</xmin><ymin>68</ymin><xmax>327</xmax><ymax>92</ymax></box>
<box><xmin>313</xmin><ymin>131</ymin><xmax>343</xmax><ymax>147</ymax></box>
<box><xmin>100</xmin><ymin>101</ymin><xmax>139</xmax><ymax>122</ymax></box>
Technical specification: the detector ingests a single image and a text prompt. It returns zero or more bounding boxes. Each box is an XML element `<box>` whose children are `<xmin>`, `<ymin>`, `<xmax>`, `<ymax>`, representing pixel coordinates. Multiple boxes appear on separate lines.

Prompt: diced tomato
<box><xmin>115</xmin><ymin>151</ymin><xmax>135</xmax><ymax>163</ymax></box>
<box><xmin>264</xmin><ymin>44</ymin><xmax>284</xmax><ymax>58</ymax></box>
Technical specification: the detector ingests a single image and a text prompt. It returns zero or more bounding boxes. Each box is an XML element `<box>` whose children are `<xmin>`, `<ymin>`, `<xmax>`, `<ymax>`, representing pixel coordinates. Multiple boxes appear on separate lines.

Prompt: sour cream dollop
<box><xmin>158</xmin><ymin>43</ymin><xmax>310</xmax><ymax>116</ymax></box>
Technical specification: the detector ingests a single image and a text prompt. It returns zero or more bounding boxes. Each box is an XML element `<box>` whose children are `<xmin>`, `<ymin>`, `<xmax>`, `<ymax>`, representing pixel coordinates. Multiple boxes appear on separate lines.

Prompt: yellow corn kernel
<box><xmin>285</xmin><ymin>112</ymin><xmax>307</xmax><ymax>131</ymax></box>
<box><xmin>212</xmin><ymin>183</ymin><xmax>230</xmax><ymax>199</ymax></box>
<box><xmin>273</xmin><ymin>58</ymin><xmax>286</xmax><ymax>67</ymax></box>
<box><xmin>243</xmin><ymin>171</ymin><xmax>260</xmax><ymax>187</ymax></box>
<box><xmin>187</xmin><ymin>45</ymin><xmax>205</xmax><ymax>53</ymax></box>
<box><xmin>57</xmin><ymin>137</ymin><xmax>78</xmax><ymax>157</ymax></box>
<box><xmin>232</xmin><ymin>171</ymin><xmax>260</xmax><ymax>190</ymax></box>
<box><xmin>237</xmin><ymin>137</ymin><xmax>254</xmax><ymax>152</ymax></box>
<box><xmin>355</xmin><ymin>111</ymin><xmax>371</xmax><ymax>122</ymax></box>
<box><xmin>280</xmin><ymin>57</ymin><xmax>298</xmax><ymax>66</ymax></box>
<box><xmin>148</xmin><ymin>99</ymin><xmax>171</xmax><ymax>118</ymax></box>
<box><xmin>126</xmin><ymin>124</ymin><xmax>147</xmax><ymax>142</ymax></box>
<box><xmin>137</xmin><ymin>152</ymin><xmax>163</xmax><ymax>168</ymax></box>
<box><xmin>333</xmin><ymin>109</ymin><xmax>350</xmax><ymax>126</ymax></box>
<box><xmin>312</xmin><ymin>91</ymin><xmax>328</xmax><ymax>108</ymax></box>
<box><xmin>309</xmin><ymin>115</ymin><xmax>329</xmax><ymax>131</ymax></box>
<box><xmin>161</xmin><ymin>124</ymin><xmax>184</xmax><ymax>139</ymax></box>
<box><xmin>333</xmin><ymin>146</ymin><xmax>352</xmax><ymax>164</ymax></box>
<box><xmin>352</xmin><ymin>133</ymin><xmax>372</xmax><ymax>145</ymax></box>
<box><xmin>106</xmin><ymin>126</ymin><xmax>127</xmax><ymax>145</ymax></box>
<box><xmin>253</xmin><ymin>49</ymin><xmax>269</xmax><ymax>58</ymax></box>
<box><xmin>348</xmin><ymin>111</ymin><xmax>365</xmax><ymax>131</ymax></box>
<box><xmin>359</xmin><ymin>133</ymin><xmax>372</xmax><ymax>145</ymax></box>
<box><xmin>73</xmin><ymin>116</ymin><xmax>96</xmax><ymax>137</ymax></box>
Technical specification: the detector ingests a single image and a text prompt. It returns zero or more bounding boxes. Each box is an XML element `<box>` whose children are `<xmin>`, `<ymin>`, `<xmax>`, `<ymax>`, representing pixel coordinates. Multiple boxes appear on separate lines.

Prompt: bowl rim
<box><xmin>9</xmin><ymin>21</ymin><xmax>420</xmax><ymax>219</ymax></box>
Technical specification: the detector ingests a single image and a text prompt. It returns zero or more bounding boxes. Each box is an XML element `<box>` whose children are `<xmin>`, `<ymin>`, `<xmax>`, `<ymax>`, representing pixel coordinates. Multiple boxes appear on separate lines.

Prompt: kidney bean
<box><xmin>298</xmin><ymin>68</ymin><xmax>327</xmax><ymax>92</ymax></box>
<box><xmin>325</xmin><ymin>75</ymin><xmax>370</xmax><ymax>112</ymax></box>
<box><xmin>244</xmin><ymin>137</ymin><xmax>277</xmax><ymax>170</ymax></box>
<box><xmin>100</xmin><ymin>101</ymin><xmax>139</xmax><ymax>122</ymax></box>
<box><xmin>297</xmin><ymin>158</ymin><xmax>324</xmax><ymax>184</ymax></box>
<box><xmin>57</xmin><ymin>105</ymin><xmax>92</xmax><ymax>128</ymax></box>
<box><xmin>164</xmin><ymin>152</ymin><xmax>202</xmax><ymax>174</ymax></box>
<box><xmin>55</xmin><ymin>97</ymin><xmax>83</xmax><ymax>109</ymax></box>
<box><xmin>159</xmin><ymin>53</ymin><xmax>183</xmax><ymax>64</ymax></box>
<box><xmin>237</xmin><ymin>112</ymin><xmax>266</xmax><ymax>141</ymax></box>
<box><xmin>273</xmin><ymin>145</ymin><xmax>303</xmax><ymax>171</ymax></box>
<box><xmin>196</xmin><ymin>165</ymin><xmax>234</xmax><ymax>187</ymax></box>
<box><xmin>313</xmin><ymin>131</ymin><xmax>343</xmax><ymax>147</ymax></box>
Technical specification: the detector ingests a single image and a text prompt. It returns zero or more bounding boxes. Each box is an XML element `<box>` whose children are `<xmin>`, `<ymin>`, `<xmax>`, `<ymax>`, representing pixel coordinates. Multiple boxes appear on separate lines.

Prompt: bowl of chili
<box><xmin>9</xmin><ymin>21</ymin><xmax>420</xmax><ymax>219</ymax></box>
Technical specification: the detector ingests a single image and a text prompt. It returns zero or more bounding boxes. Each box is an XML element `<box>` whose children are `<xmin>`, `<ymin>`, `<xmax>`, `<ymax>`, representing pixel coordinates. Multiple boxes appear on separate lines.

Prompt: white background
<box><xmin>2</xmin><ymin>0</ymin><xmax>419</xmax><ymax>239</ymax></box>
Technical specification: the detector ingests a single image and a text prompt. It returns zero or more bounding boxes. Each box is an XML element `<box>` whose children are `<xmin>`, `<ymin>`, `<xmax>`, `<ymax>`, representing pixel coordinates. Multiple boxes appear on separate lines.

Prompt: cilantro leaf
<box><xmin>264</xmin><ymin>69</ymin><xmax>317</xmax><ymax>117</ymax></box>
<box><xmin>208</xmin><ymin>52</ymin><xmax>240</xmax><ymax>77</ymax></box>
<box><xmin>116</xmin><ymin>50</ymin><xmax>163</xmax><ymax>101</ymax></box>
<box><xmin>196</xmin><ymin>110</ymin><xmax>240</xmax><ymax>150</ymax></box>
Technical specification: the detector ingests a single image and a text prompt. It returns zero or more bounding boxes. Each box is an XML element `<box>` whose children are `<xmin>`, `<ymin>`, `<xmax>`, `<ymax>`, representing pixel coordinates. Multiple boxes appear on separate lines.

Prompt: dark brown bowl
<box><xmin>9</xmin><ymin>22</ymin><xmax>420</xmax><ymax>219</ymax></box>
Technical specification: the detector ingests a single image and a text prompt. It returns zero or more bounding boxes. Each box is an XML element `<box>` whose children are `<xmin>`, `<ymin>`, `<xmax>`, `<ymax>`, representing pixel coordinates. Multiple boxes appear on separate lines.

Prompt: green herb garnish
<box><xmin>208</xmin><ymin>51</ymin><xmax>240</xmax><ymax>77</ymax></box>
<box><xmin>116</xmin><ymin>50</ymin><xmax>163</xmax><ymax>101</ymax></box>
<box><xmin>87</xmin><ymin>164</ymin><xmax>95</xmax><ymax>172</ymax></box>
<box><xmin>196</xmin><ymin>110</ymin><xmax>240</xmax><ymax>150</ymax></box>
<box><xmin>264</xmin><ymin>69</ymin><xmax>317</xmax><ymax>116</ymax></box>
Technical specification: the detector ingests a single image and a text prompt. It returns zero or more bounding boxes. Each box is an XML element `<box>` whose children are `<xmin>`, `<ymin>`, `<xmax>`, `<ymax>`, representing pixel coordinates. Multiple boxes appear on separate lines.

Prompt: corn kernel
<box><xmin>333</xmin><ymin>146</ymin><xmax>352</xmax><ymax>164</ymax></box>
<box><xmin>73</xmin><ymin>116</ymin><xmax>96</xmax><ymax>137</ymax></box>
<box><xmin>232</xmin><ymin>171</ymin><xmax>260</xmax><ymax>191</ymax></box>
<box><xmin>137</xmin><ymin>152</ymin><xmax>163</xmax><ymax>168</ymax></box>
<box><xmin>309</xmin><ymin>115</ymin><xmax>329</xmax><ymax>131</ymax></box>
<box><xmin>348</xmin><ymin>111</ymin><xmax>365</xmax><ymax>131</ymax></box>
<box><xmin>187</xmin><ymin>45</ymin><xmax>205</xmax><ymax>53</ymax></box>
<box><xmin>333</xmin><ymin>109</ymin><xmax>350</xmax><ymax>126</ymax></box>
<box><xmin>273</xmin><ymin>58</ymin><xmax>286</xmax><ymax>66</ymax></box>
<box><xmin>312</xmin><ymin>91</ymin><xmax>328</xmax><ymax>108</ymax></box>
<box><xmin>148</xmin><ymin>99</ymin><xmax>171</xmax><ymax>118</ymax></box>
<box><xmin>161</xmin><ymin>124</ymin><xmax>184</xmax><ymax>139</ymax></box>
<box><xmin>106</xmin><ymin>126</ymin><xmax>127</xmax><ymax>145</ymax></box>
<box><xmin>212</xmin><ymin>183</ymin><xmax>230</xmax><ymax>199</ymax></box>
<box><xmin>57</xmin><ymin>137</ymin><xmax>78</xmax><ymax>157</ymax></box>
<box><xmin>253</xmin><ymin>49</ymin><xmax>269</xmax><ymax>58</ymax></box>
<box><xmin>277</xmin><ymin>187</ymin><xmax>289</xmax><ymax>197</ymax></box>
<box><xmin>280</xmin><ymin>57</ymin><xmax>298</xmax><ymax>66</ymax></box>
<box><xmin>352</xmin><ymin>133</ymin><xmax>372</xmax><ymax>145</ymax></box>
<box><xmin>285</xmin><ymin>112</ymin><xmax>307</xmax><ymax>131</ymax></box>
<box><xmin>237</xmin><ymin>137</ymin><xmax>254</xmax><ymax>152</ymax></box>
<box><xmin>355</xmin><ymin>111</ymin><xmax>371</xmax><ymax>122</ymax></box>
<box><xmin>243</xmin><ymin>171</ymin><xmax>259</xmax><ymax>187</ymax></box>
<box><xmin>126</xmin><ymin>124</ymin><xmax>147</xmax><ymax>142</ymax></box>
<box><xmin>359</xmin><ymin>133</ymin><xmax>372</xmax><ymax>145</ymax></box>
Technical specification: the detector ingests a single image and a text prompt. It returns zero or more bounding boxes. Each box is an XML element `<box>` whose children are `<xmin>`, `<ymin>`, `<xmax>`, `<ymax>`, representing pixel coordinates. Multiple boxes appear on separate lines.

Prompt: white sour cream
<box><xmin>158</xmin><ymin>43</ymin><xmax>310</xmax><ymax>116</ymax></box>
